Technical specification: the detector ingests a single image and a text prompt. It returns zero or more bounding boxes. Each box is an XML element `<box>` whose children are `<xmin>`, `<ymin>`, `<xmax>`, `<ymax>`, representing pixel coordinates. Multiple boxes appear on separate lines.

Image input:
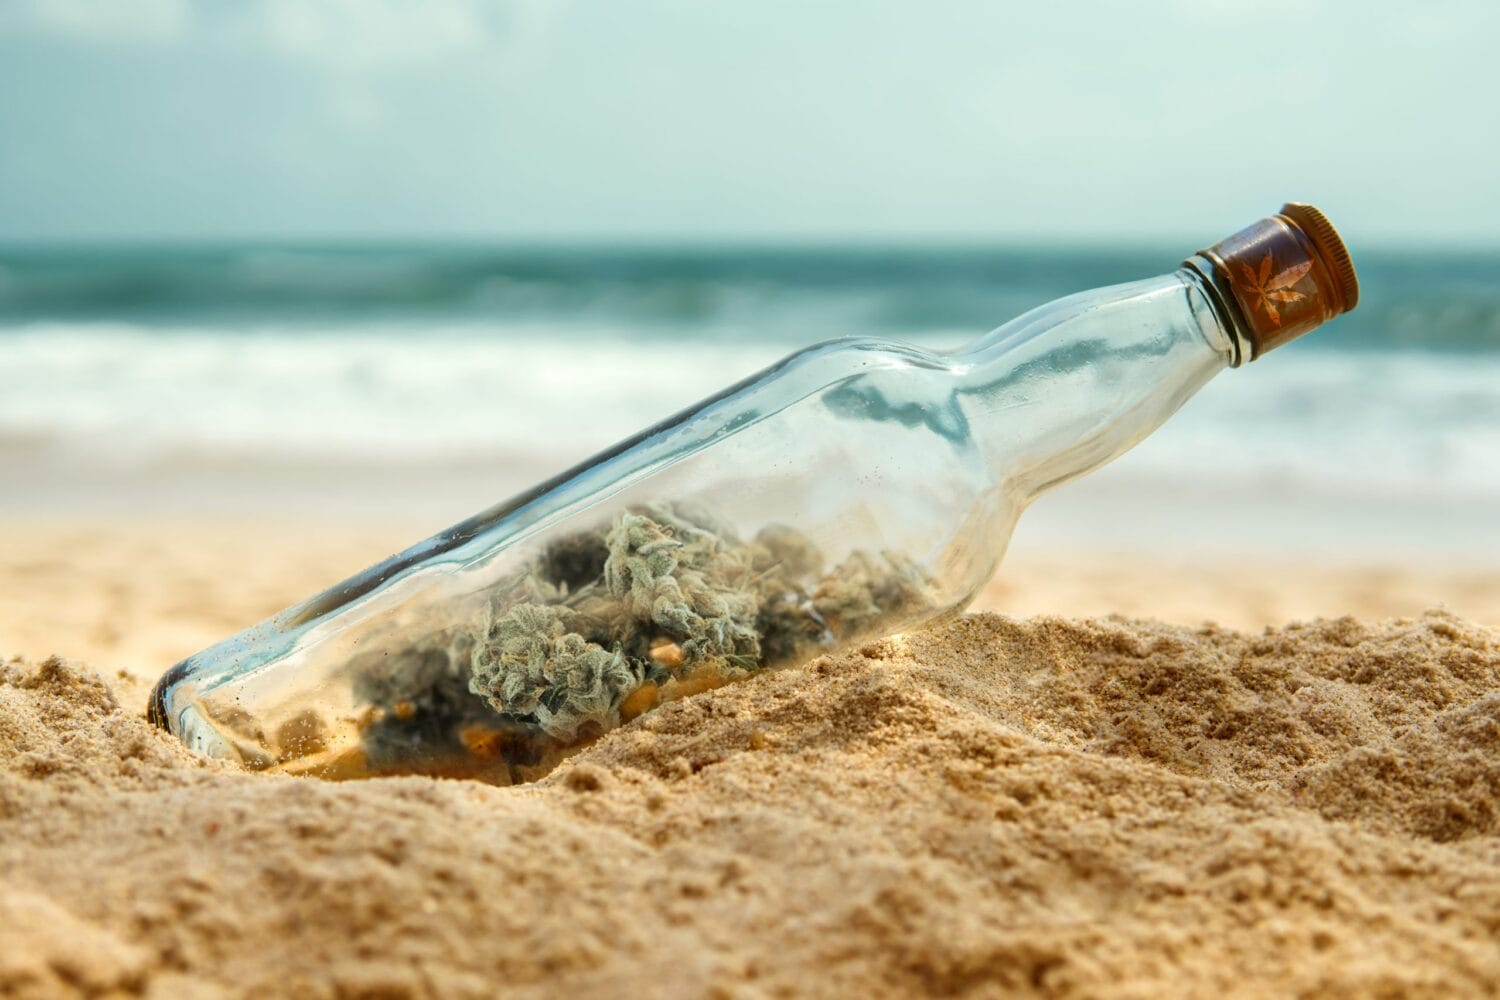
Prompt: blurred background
<box><xmin>2</xmin><ymin>0</ymin><xmax>1498</xmax><ymax>675</ymax></box>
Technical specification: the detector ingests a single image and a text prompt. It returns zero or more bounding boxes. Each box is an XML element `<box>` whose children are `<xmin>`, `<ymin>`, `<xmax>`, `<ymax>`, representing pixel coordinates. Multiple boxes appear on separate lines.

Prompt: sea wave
<box><xmin>4</xmin><ymin>319</ymin><xmax>1500</xmax><ymax>505</ymax></box>
<box><xmin>3</xmin><ymin>245</ymin><xmax>1498</xmax><ymax>352</ymax></box>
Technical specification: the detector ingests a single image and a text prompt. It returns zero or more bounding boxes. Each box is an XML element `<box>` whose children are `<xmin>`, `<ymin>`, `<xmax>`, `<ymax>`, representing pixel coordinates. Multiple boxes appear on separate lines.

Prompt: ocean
<box><xmin>3</xmin><ymin>244</ymin><xmax>1498</xmax><ymax>557</ymax></box>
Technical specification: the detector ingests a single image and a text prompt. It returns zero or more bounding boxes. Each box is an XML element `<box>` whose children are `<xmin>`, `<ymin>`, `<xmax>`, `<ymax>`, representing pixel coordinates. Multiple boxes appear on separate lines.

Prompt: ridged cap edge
<box><xmin>1279</xmin><ymin>202</ymin><xmax>1360</xmax><ymax>314</ymax></box>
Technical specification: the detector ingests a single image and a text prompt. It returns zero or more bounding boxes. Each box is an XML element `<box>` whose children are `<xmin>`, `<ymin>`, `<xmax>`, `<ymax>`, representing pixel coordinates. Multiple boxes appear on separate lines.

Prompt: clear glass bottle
<box><xmin>150</xmin><ymin>203</ymin><xmax>1360</xmax><ymax>783</ymax></box>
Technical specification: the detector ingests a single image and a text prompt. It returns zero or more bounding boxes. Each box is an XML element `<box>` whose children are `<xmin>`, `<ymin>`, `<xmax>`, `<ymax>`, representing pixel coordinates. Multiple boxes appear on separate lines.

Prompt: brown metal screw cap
<box><xmin>1191</xmin><ymin>202</ymin><xmax>1360</xmax><ymax>361</ymax></box>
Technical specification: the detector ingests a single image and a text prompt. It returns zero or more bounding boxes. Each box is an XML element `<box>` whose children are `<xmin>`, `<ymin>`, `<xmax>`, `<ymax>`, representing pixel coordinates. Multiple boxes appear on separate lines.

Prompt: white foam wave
<box><xmin>4</xmin><ymin>320</ymin><xmax>1500</xmax><ymax>504</ymax></box>
<box><xmin>0</xmin><ymin>320</ymin><xmax>787</xmax><ymax>468</ymax></box>
<box><xmin>1116</xmin><ymin>348</ymin><xmax>1500</xmax><ymax>502</ymax></box>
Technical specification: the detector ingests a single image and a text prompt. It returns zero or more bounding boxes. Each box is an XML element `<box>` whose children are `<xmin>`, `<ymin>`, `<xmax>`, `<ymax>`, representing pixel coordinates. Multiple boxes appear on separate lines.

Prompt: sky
<box><xmin>1</xmin><ymin>0</ymin><xmax>1497</xmax><ymax>246</ymax></box>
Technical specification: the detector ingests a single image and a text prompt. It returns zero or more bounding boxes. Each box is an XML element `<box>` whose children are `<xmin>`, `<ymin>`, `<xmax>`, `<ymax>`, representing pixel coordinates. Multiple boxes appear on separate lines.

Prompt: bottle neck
<box><xmin>1182</xmin><ymin>252</ymin><xmax>1255</xmax><ymax>367</ymax></box>
<box><xmin>952</xmin><ymin>268</ymin><xmax>1235</xmax><ymax>504</ymax></box>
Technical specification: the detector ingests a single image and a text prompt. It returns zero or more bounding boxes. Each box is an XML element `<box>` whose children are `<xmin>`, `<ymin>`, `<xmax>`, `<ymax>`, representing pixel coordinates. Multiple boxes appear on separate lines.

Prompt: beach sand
<box><xmin>4</xmin><ymin>515</ymin><xmax>1500</xmax><ymax>997</ymax></box>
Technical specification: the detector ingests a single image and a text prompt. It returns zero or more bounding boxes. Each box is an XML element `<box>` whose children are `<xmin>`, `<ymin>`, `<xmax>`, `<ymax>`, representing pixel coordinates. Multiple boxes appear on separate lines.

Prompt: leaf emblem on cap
<box><xmin>1240</xmin><ymin>253</ymin><xmax>1311</xmax><ymax>327</ymax></box>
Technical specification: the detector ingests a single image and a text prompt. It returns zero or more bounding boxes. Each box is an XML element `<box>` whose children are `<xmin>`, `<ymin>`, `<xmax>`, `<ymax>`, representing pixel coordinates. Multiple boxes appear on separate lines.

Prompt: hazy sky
<box><xmin>1</xmin><ymin>0</ymin><xmax>1497</xmax><ymax>245</ymax></box>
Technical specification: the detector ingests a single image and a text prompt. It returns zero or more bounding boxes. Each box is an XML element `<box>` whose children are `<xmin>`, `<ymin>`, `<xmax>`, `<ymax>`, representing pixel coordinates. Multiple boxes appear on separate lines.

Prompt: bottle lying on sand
<box><xmin>150</xmin><ymin>202</ymin><xmax>1360</xmax><ymax>784</ymax></box>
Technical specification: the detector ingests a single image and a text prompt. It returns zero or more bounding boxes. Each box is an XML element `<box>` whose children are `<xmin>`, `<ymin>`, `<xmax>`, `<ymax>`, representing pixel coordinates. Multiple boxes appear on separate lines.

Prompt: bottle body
<box><xmin>150</xmin><ymin>269</ymin><xmax>1234</xmax><ymax>782</ymax></box>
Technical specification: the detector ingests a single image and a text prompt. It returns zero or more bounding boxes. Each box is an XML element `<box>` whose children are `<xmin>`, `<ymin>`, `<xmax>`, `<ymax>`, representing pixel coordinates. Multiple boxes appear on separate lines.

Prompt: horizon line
<box><xmin>1</xmin><ymin>231</ymin><xmax>1496</xmax><ymax>256</ymax></box>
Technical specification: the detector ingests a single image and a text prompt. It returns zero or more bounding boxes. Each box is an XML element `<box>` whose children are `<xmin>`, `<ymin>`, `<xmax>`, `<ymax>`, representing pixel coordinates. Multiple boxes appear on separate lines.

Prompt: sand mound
<box><xmin>897</xmin><ymin>613</ymin><xmax>1500</xmax><ymax>841</ymax></box>
<box><xmin>3</xmin><ymin>612</ymin><xmax>1499</xmax><ymax>998</ymax></box>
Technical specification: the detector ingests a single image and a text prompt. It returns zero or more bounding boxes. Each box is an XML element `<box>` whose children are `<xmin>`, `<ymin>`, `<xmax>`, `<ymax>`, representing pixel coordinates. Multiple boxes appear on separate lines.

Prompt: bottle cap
<box><xmin>1192</xmin><ymin>202</ymin><xmax>1359</xmax><ymax>360</ymax></box>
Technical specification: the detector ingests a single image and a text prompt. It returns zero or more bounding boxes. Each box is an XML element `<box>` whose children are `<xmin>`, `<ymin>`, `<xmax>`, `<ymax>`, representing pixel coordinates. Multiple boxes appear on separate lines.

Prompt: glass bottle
<box><xmin>149</xmin><ymin>202</ymin><xmax>1360</xmax><ymax>783</ymax></box>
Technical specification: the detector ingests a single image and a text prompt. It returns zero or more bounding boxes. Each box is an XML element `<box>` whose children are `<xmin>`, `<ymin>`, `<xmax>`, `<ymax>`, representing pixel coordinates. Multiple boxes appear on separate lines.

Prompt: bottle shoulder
<box><xmin>774</xmin><ymin>335</ymin><xmax>953</xmax><ymax>379</ymax></box>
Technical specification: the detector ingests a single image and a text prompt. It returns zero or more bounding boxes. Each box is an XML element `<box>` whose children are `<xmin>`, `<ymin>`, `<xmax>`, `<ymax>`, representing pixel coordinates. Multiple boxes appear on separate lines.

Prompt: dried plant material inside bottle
<box><xmin>247</xmin><ymin>503</ymin><xmax>934</xmax><ymax>783</ymax></box>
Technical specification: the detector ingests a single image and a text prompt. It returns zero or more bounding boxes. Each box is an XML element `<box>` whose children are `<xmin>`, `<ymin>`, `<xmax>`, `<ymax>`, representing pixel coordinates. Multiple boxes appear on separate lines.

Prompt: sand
<box><xmin>3</xmin><ymin>517</ymin><xmax>1500</xmax><ymax>998</ymax></box>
